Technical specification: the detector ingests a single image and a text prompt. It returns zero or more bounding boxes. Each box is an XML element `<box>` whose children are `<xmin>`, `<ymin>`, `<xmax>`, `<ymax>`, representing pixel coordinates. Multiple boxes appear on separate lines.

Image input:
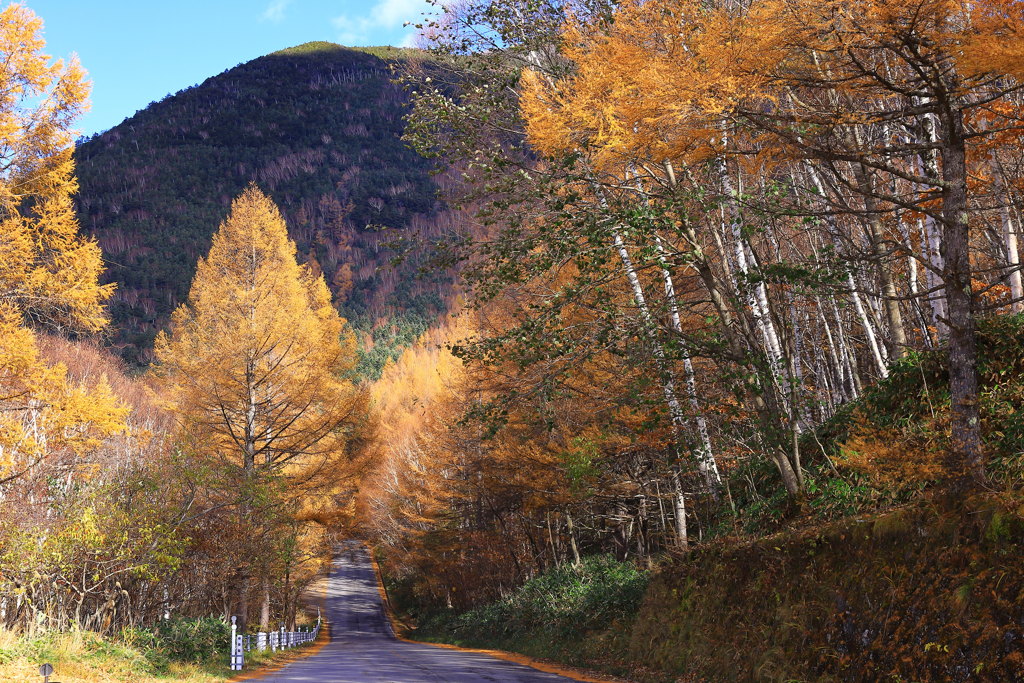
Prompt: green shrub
<box><xmin>152</xmin><ymin>616</ymin><xmax>228</xmax><ymax>663</ymax></box>
<box><xmin>123</xmin><ymin>616</ymin><xmax>228</xmax><ymax>671</ymax></box>
<box><xmin>421</xmin><ymin>555</ymin><xmax>648</xmax><ymax>644</ymax></box>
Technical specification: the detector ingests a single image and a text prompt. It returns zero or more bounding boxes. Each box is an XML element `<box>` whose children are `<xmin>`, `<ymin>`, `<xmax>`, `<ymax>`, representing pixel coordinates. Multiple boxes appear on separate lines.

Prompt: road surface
<box><xmin>253</xmin><ymin>544</ymin><xmax>578</xmax><ymax>682</ymax></box>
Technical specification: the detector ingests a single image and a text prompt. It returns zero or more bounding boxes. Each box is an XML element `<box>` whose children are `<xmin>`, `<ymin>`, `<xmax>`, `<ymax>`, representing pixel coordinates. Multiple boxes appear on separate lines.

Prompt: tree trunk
<box><xmin>546</xmin><ymin>513</ymin><xmax>560</xmax><ymax>568</ymax></box>
<box><xmin>260</xmin><ymin>575</ymin><xmax>270</xmax><ymax>630</ymax></box>
<box><xmin>921</xmin><ymin>111</ymin><xmax>949</xmax><ymax>337</ymax></box>
<box><xmin>673</xmin><ymin>478</ymin><xmax>689</xmax><ymax>551</ymax></box>
<box><xmin>565</xmin><ymin>511</ymin><xmax>581</xmax><ymax>566</ymax></box>
<box><xmin>1004</xmin><ymin>206</ymin><xmax>1023</xmax><ymax>313</ymax></box>
<box><xmin>848</xmin><ymin>272</ymin><xmax>889</xmax><ymax>379</ymax></box>
<box><xmin>939</xmin><ymin>108</ymin><xmax>983</xmax><ymax>483</ymax></box>
<box><xmin>237</xmin><ymin>573</ymin><xmax>251</xmax><ymax>633</ymax></box>
<box><xmin>772</xmin><ymin>450</ymin><xmax>803</xmax><ymax>497</ymax></box>
<box><xmin>993</xmin><ymin>159</ymin><xmax>1024</xmax><ymax>313</ymax></box>
<box><xmin>283</xmin><ymin>563</ymin><xmax>293</xmax><ymax>631</ymax></box>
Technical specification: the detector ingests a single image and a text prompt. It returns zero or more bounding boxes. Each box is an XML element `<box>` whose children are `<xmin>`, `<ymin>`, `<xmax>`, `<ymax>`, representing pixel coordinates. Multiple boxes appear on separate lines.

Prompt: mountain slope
<box><xmin>75</xmin><ymin>42</ymin><xmax>452</xmax><ymax>368</ymax></box>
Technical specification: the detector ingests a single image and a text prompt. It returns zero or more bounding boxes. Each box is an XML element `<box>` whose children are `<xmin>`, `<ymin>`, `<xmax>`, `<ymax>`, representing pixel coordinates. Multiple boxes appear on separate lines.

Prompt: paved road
<box><xmin>255</xmin><ymin>544</ymin><xmax>577</xmax><ymax>682</ymax></box>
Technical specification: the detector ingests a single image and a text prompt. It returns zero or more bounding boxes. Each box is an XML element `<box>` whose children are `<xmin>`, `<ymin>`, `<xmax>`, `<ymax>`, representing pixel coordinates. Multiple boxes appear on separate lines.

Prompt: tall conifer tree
<box><xmin>155</xmin><ymin>185</ymin><xmax>361</xmax><ymax>628</ymax></box>
<box><xmin>156</xmin><ymin>185</ymin><xmax>360</xmax><ymax>479</ymax></box>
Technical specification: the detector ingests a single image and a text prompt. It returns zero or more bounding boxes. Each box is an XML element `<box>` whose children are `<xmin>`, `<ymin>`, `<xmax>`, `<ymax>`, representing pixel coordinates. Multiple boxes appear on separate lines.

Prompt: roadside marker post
<box><xmin>230</xmin><ymin>616</ymin><xmax>243</xmax><ymax>671</ymax></box>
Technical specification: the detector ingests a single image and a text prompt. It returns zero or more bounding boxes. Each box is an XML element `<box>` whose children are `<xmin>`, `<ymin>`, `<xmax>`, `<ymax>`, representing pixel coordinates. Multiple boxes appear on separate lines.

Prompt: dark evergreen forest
<box><xmin>75</xmin><ymin>42</ymin><xmax>450</xmax><ymax>372</ymax></box>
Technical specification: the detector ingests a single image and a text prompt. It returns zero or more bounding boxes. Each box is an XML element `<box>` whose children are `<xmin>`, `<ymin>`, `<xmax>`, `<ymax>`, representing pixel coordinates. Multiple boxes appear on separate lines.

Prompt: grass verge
<box><xmin>0</xmin><ymin>619</ymin><xmax>324</xmax><ymax>683</ymax></box>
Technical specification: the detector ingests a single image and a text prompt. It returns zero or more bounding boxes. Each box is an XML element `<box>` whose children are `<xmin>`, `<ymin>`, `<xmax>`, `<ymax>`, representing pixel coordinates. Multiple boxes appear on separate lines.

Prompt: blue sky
<box><xmin>28</xmin><ymin>0</ymin><xmax>432</xmax><ymax>137</ymax></box>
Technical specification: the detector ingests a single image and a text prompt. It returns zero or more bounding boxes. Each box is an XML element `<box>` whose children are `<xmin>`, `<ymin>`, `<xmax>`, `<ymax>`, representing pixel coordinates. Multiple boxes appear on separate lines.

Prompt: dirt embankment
<box><xmin>424</xmin><ymin>494</ymin><xmax>1024</xmax><ymax>682</ymax></box>
<box><xmin>592</xmin><ymin>495</ymin><xmax>1024</xmax><ymax>681</ymax></box>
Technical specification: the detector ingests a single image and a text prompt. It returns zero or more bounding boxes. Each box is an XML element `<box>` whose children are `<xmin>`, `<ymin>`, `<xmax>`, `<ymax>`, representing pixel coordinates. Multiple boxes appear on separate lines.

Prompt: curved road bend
<box><xmin>255</xmin><ymin>543</ymin><xmax>578</xmax><ymax>682</ymax></box>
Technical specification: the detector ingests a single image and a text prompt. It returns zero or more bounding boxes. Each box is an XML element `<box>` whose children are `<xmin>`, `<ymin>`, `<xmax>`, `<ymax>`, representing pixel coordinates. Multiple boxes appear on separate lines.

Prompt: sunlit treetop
<box><xmin>0</xmin><ymin>3</ymin><xmax>110</xmax><ymax>333</ymax></box>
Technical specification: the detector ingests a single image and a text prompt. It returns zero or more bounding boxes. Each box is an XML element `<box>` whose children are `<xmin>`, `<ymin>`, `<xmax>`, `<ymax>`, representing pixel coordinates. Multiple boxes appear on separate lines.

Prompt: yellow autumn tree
<box><xmin>154</xmin><ymin>186</ymin><xmax>363</xmax><ymax>629</ymax></box>
<box><xmin>0</xmin><ymin>3</ymin><xmax>110</xmax><ymax>331</ymax></box>
<box><xmin>0</xmin><ymin>3</ymin><xmax>123</xmax><ymax>484</ymax></box>
<box><xmin>155</xmin><ymin>185</ymin><xmax>362</xmax><ymax>484</ymax></box>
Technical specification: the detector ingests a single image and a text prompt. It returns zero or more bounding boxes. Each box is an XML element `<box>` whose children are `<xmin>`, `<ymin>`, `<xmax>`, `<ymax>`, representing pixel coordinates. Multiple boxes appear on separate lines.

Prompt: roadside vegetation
<box><xmin>0</xmin><ymin>616</ymin><xmax>324</xmax><ymax>682</ymax></box>
<box><xmin>0</xmin><ymin>618</ymin><xmax>228</xmax><ymax>682</ymax></box>
<box><xmin>413</xmin><ymin>555</ymin><xmax>648</xmax><ymax>649</ymax></box>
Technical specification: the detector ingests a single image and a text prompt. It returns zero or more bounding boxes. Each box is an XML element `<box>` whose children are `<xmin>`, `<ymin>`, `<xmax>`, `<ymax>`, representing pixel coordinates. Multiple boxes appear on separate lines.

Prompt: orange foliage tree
<box><xmin>517</xmin><ymin>0</ymin><xmax>1024</xmax><ymax>489</ymax></box>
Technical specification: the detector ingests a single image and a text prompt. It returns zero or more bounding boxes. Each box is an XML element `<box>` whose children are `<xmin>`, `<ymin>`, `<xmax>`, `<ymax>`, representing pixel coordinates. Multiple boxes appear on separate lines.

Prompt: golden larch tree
<box><xmin>154</xmin><ymin>185</ymin><xmax>363</xmax><ymax>630</ymax></box>
<box><xmin>0</xmin><ymin>3</ymin><xmax>122</xmax><ymax>484</ymax></box>
<box><xmin>155</xmin><ymin>185</ymin><xmax>362</xmax><ymax>484</ymax></box>
<box><xmin>0</xmin><ymin>3</ymin><xmax>110</xmax><ymax>331</ymax></box>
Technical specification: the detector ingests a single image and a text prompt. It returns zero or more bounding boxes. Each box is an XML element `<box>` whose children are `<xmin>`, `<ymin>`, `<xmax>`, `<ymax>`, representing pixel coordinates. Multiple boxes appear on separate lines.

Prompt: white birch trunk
<box><xmin>919</xmin><ymin>111</ymin><xmax>949</xmax><ymax>336</ymax></box>
<box><xmin>673</xmin><ymin>477</ymin><xmax>688</xmax><ymax>551</ymax></box>
<box><xmin>992</xmin><ymin>158</ymin><xmax>1024</xmax><ymax>312</ymax></box>
<box><xmin>920</xmin><ymin>217</ymin><xmax>947</xmax><ymax>335</ymax></box>
<box><xmin>847</xmin><ymin>272</ymin><xmax>889</xmax><ymax>379</ymax></box>
<box><xmin>612</xmin><ymin>230</ymin><xmax>721</xmax><ymax>490</ymax></box>
<box><xmin>1004</xmin><ymin>206</ymin><xmax>1024</xmax><ymax>313</ymax></box>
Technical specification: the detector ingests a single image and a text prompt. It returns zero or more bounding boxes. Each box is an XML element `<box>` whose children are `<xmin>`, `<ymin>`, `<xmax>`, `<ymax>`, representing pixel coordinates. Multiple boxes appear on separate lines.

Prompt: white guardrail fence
<box><xmin>229</xmin><ymin>609</ymin><xmax>322</xmax><ymax>671</ymax></box>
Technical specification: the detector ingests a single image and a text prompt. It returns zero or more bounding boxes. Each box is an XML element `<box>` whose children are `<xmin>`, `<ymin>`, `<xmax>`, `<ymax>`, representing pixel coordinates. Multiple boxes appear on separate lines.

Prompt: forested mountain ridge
<box><xmin>75</xmin><ymin>41</ymin><xmax>452</xmax><ymax>369</ymax></box>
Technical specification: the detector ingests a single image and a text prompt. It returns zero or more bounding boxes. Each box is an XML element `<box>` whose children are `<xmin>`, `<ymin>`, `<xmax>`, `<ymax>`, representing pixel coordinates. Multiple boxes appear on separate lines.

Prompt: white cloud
<box><xmin>398</xmin><ymin>30</ymin><xmax>421</xmax><ymax>48</ymax></box>
<box><xmin>374</xmin><ymin>0</ymin><xmax>427</xmax><ymax>25</ymax></box>
<box><xmin>262</xmin><ymin>0</ymin><xmax>293</xmax><ymax>23</ymax></box>
<box><xmin>332</xmin><ymin>0</ymin><xmax>429</xmax><ymax>46</ymax></box>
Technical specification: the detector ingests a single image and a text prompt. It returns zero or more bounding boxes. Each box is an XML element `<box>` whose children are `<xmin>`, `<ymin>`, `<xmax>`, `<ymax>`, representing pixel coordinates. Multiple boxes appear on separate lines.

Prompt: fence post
<box><xmin>229</xmin><ymin>616</ymin><xmax>246</xmax><ymax>671</ymax></box>
<box><xmin>230</xmin><ymin>616</ymin><xmax>240</xmax><ymax>671</ymax></box>
<box><xmin>280</xmin><ymin>626</ymin><xmax>286</xmax><ymax>649</ymax></box>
